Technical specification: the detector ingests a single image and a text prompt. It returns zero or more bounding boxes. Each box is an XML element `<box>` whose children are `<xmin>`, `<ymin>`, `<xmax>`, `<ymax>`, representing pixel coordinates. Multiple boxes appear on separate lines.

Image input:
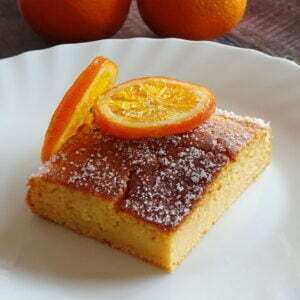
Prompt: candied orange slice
<box><xmin>41</xmin><ymin>57</ymin><xmax>118</xmax><ymax>162</ymax></box>
<box><xmin>93</xmin><ymin>77</ymin><xmax>215</xmax><ymax>138</ymax></box>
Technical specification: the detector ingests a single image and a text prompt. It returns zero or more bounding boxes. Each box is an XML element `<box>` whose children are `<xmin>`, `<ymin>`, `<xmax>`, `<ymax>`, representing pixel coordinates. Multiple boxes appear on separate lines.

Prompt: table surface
<box><xmin>0</xmin><ymin>0</ymin><xmax>299</xmax><ymax>61</ymax></box>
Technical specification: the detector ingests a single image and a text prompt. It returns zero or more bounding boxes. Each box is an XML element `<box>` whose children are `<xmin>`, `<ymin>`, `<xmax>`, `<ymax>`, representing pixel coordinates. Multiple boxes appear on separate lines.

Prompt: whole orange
<box><xmin>18</xmin><ymin>0</ymin><xmax>132</xmax><ymax>42</ymax></box>
<box><xmin>137</xmin><ymin>0</ymin><xmax>247</xmax><ymax>40</ymax></box>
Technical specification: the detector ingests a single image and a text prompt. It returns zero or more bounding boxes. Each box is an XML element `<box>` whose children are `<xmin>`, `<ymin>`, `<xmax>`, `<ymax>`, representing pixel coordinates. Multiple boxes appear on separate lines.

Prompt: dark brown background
<box><xmin>0</xmin><ymin>0</ymin><xmax>299</xmax><ymax>60</ymax></box>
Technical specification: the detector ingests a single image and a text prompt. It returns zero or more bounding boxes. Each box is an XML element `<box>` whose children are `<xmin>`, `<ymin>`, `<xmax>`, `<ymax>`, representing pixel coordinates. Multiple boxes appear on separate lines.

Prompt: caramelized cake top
<box><xmin>35</xmin><ymin>111</ymin><xmax>267</xmax><ymax>230</ymax></box>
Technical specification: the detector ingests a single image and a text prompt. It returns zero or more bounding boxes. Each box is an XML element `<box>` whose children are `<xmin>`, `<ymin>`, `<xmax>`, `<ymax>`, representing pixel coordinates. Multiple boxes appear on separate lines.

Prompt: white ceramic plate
<box><xmin>0</xmin><ymin>38</ymin><xmax>299</xmax><ymax>300</ymax></box>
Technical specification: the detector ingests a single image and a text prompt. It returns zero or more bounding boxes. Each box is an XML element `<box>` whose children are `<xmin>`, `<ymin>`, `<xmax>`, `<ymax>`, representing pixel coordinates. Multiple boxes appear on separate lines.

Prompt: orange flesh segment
<box><xmin>93</xmin><ymin>77</ymin><xmax>216</xmax><ymax>138</ymax></box>
<box><xmin>41</xmin><ymin>57</ymin><xmax>118</xmax><ymax>162</ymax></box>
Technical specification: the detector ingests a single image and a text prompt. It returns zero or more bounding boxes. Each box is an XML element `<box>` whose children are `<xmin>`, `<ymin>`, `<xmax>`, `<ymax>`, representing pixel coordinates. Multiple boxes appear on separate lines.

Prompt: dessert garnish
<box><xmin>93</xmin><ymin>77</ymin><xmax>215</xmax><ymax>138</ymax></box>
<box><xmin>41</xmin><ymin>57</ymin><xmax>117</xmax><ymax>162</ymax></box>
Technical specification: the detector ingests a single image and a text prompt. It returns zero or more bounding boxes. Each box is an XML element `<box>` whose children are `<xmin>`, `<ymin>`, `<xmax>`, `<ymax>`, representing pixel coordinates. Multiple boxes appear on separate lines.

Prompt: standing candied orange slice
<box><xmin>93</xmin><ymin>77</ymin><xmax>215</xmax><ymax>138</ymax></box>
<box><xmin>41</xmin><ymin>56</ymin><xmax>118</xmax><ymax>162</ymax></box>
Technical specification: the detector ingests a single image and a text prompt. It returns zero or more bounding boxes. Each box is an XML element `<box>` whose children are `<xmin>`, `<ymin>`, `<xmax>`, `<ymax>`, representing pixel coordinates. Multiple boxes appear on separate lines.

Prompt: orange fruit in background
<box><xmin>93</xmin><ymin>77</ymin><xmax>215</xmax><ymax>139</ymax></box>
<box><xmin>18</xmin><ymin>0</ymin><xmax>132</xmax><ymax>42</ymax></box>
<box><xmin>41</xmin><ymin>57</ymin><xmax>118</xmax><ymax>162</ymax></box>
<box><xmin>137</xmin><ymin>0</ymin><xmax>247</xmax><ymax>40</ymax></box>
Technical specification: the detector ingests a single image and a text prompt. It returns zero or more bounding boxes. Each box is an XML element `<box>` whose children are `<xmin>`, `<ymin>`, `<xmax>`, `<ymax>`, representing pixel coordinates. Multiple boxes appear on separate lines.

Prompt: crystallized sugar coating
<box><xmin>37</xmin><ymin>113</ymin><xmax>262</xmax><ymax>230</ymax></box>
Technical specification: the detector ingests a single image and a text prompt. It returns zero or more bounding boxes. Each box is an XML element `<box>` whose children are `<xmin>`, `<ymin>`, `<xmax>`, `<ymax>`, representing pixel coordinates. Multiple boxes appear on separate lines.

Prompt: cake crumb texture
<box><xmin>33</xmin><ymin>113</ymin><xmax>263</xmax><ymax>230</ymax></box>
<box><xmin>27</xmin><ymin>112</ymin><xmax>272</xmax><ymax>271</ymax></box>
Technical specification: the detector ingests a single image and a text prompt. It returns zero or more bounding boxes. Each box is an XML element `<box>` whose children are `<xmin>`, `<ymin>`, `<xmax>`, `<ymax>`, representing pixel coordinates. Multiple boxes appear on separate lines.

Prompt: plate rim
<box><xmin>1</xmin><ymin>37</ymin><xmax>299</xmax><ymax>71</ymax></box>
<box><xmin>0</xmin><ymin>36</ymin><xmax>299</xmax><ymax>299</ymax></box>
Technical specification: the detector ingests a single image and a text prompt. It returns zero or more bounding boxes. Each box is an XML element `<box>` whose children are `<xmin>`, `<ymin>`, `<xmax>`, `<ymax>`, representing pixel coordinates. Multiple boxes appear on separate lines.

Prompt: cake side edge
<box><xmin>169</xmin><ymin>126</ymin><xmax>272</xmax><ymax>270</ymax></box>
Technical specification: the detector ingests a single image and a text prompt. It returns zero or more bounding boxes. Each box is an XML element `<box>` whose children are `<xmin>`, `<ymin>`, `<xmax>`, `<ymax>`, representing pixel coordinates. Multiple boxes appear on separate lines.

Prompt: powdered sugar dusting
<box><xmin>30</xmin><ymin>162</ymin><xmax>52</xmax><ymax>178</ymax></box>
<box><xmin>217</xmin><ymin>108</ymin><xmax>270</xmax><ymax>128</ymax></box>
<box><xmin>122</xmin><ymin>144</ymin><xmax>228</xmax><ymax>228</ymax></box>
<box><xmin>34</xmin><ymin>112</ymin><xmax>259</xmax><ymax>230</ymax></box>
<box><xmin>40</xmin><ymin>128</ymin><xmax>130</xmax><ymax>200</ymax></box>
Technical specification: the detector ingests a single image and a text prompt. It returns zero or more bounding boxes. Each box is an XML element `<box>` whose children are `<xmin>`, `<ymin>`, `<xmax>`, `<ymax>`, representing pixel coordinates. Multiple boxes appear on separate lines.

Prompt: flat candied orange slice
<box><xmin>41</xmin><ymin>56</ymin><xmax>118</xmax><ymax>162</ymax></box>
<box><xmin>93</xmin><ymin>77</ymin><xmax>216</xmax><ymax>138</ymax></box>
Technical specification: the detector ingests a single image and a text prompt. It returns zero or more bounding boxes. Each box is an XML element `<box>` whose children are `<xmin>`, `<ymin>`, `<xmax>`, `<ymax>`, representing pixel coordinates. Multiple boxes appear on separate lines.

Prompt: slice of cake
<box><xmin>26</xmin><ymin>110</ymin><xmax>271</xmax><ymax>272</ymax></box>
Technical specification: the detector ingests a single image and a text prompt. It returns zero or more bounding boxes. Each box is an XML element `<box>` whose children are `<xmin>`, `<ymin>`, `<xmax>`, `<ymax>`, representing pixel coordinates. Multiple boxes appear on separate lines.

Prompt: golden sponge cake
<box><xmin>26</xmin><ymin>110</ymin><xmax>271</xmax><ymax>271</ymax></box>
